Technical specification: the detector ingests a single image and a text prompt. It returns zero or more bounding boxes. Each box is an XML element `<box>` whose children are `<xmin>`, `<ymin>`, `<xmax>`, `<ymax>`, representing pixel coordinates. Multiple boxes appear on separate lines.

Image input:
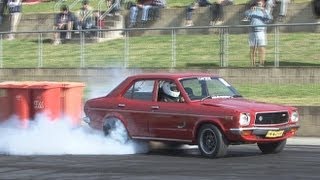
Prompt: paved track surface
<box><xmin>0</xmin><ymin>139</ymin><xmax>320</xmax><ymax>180</ymax></box>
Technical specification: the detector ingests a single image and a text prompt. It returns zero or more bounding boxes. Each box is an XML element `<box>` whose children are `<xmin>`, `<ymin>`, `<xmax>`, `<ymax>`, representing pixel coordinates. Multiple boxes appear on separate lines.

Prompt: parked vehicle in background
<box><xmin>83</xmin><ymin>73</ymin><xmax>300</xmax><ymax>158</ymax></box>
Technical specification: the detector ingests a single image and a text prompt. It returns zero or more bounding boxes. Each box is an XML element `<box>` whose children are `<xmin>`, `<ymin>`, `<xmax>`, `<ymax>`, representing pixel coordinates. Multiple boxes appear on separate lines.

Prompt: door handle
<box><xmin>177</xmin><ymin>121</ymin><xmax>186</xmax><ymax>129</ymax></box>
<box><xmin>151</xmin><ymin>106</ymin><xmax>159</xmax><ymax>110</ymax></box>
<box><xmin>118</xmin><ymin>104</ymin><xmax>126</xmax><ymax>107</ymax></box>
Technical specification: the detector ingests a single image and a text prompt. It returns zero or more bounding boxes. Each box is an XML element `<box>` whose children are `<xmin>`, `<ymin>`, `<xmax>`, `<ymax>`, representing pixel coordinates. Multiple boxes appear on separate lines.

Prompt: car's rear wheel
<box><xmin>257</xmin><ymin>139</ymin><xmax>287</xmax><ymax>154</ymax></box>
<box><xmin>197</xmin><ymin>124</ymin><xmax>228</xmax><ymax>158</ymax></box>
<box><xmin>103</xmin><ymin>117</ymin><xmax>129</xmax><ymax>144</ymax></box>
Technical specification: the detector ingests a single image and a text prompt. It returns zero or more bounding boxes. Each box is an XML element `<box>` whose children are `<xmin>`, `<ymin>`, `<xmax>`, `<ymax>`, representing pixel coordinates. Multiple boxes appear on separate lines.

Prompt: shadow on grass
<box><xmin>185</xmin><ymin>61</ymin><xmax>320</xmax><ymax>68</ymax></box>
<box><xmin>185</xmin><ymin>62</ymin><xmax>220</xmax><ymax>68</ymax></box>
<box><xmin>30</xmin><ymin>39</ymin><xmax>53</xmax><ymax>44</ymax></box>
<box><xmin>263</xmin><ymin>61</ymin><xmax>320</xmax><ymax>67</ymax></box>
<box><xmin>278</xmin><ymin>61</ymin><xmax>320</xmax><ymax>67</ymax></box>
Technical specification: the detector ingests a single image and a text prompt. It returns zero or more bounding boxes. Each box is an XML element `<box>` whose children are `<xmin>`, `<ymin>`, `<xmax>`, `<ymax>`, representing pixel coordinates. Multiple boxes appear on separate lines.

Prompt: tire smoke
<box><xmin>0</xmin><ymin>114</ymin><xmax>148</xmax><ymax>155</ymax></box>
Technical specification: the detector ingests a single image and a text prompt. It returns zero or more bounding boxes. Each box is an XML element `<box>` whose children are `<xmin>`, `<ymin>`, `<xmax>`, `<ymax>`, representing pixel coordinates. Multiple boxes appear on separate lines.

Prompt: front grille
<box><xmin>255</xmin><ymin>112</ymin><xmax>289</xmax><ymax>125</ymax></box>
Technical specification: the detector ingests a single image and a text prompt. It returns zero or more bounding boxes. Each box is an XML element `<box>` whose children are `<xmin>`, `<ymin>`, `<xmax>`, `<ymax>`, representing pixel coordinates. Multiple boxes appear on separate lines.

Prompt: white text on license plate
<box><xmin>266</xmin><ymin>130</ymin><xmax>284</xmax><ymax>138</ymax></box>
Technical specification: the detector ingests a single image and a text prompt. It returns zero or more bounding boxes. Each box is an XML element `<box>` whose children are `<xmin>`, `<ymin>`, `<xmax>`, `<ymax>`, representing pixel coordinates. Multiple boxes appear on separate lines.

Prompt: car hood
<box><xmin>201</xmin><ymin>98</ymin><xmax>291</xmax><ymax>112</ymax></box>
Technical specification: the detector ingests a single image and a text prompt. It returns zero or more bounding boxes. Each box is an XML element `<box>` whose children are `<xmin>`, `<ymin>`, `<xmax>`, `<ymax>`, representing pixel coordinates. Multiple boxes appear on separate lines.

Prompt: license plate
<box><xmin>265</xmin><ymin>130</ymin><xmax>284</xmax><ymax>138</ymax></box>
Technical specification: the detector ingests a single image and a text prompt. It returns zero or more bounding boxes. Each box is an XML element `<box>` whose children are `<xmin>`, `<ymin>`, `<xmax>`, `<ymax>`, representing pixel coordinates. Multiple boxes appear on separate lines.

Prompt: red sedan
<box><xmin>84</xmin><ymin>73</ymin><xmax>300</xmax><ymax>158</ymax></box>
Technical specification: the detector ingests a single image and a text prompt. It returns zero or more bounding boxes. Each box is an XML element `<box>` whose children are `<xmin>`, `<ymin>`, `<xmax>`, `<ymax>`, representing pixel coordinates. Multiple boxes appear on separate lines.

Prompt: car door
<box><xmin>148</xmin><ymin>80</ymin><xmax>195</xmax><ymax>142</ymax></box>
<box><xmin>120</xmin><ymin>79</ymin><xmax>156</xmax><ymax>137</ymax></box>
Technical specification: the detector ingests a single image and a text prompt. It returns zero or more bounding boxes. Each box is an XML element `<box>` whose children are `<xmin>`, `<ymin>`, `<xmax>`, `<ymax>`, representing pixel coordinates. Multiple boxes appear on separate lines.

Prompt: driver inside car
<box><xmin>159</xmin><ymin>81</ymin><xmax>184</xmax><ymax>103</ymax></box>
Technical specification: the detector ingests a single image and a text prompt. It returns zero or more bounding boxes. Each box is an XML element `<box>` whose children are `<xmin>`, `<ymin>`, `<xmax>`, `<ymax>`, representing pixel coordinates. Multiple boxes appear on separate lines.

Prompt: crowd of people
<box><xmin>51</xmin><ymin>0</ymin><xmax>299</xmax><ymax>45</ymax></box>
<box><xmin>53</xmin><ymin>0</ymin><xmax>120</xmax><ymax>45</ymax></box>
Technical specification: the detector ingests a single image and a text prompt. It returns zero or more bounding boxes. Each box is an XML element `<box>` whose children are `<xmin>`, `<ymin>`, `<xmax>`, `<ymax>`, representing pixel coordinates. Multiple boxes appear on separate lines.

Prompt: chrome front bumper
<box><xmin>229</xmin><ymin>124</ymin><xmax>300</xmax><ymax>135</ymax></box>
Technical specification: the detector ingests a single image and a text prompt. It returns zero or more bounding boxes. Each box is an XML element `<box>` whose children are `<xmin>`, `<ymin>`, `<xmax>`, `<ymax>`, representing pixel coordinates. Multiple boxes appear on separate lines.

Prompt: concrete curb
<box><xmin>287</xmin><ymin>137</ymin><xmax>320</xmax><ymax>146</ymax></box>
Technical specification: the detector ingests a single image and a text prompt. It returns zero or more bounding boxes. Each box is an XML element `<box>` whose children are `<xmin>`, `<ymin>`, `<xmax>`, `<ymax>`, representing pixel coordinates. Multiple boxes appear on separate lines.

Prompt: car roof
<box><xmin>128</xmin><ymin>73</ymin><xmax>220</xmax><ymax>80</ymax></box>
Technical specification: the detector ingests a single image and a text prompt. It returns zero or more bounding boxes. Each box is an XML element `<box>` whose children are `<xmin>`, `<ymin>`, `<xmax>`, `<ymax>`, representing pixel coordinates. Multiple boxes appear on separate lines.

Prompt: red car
<box><xmin>83</xmin><ymin>73</ymin><xmax>300</xmax><ymax>158</ymax></box>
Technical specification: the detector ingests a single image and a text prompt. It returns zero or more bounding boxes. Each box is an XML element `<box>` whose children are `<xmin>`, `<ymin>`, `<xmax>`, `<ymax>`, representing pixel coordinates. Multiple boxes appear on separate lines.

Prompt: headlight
<box><xmin>291</xmin><ymin>111</ymin><xmax>299</xmax><ymax>122</ymax></box>
<box><xmin>239</xmin><ymin>113</ymin><xmax>251</xmax><ymax>126</ymax></box>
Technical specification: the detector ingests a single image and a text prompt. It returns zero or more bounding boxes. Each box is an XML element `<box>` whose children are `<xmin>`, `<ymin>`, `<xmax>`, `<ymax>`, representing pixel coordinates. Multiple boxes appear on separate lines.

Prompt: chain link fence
<box><xmin>0</xmin><ymin>23</ymin><xmax>319</xmax><ymax>68</ymax></box>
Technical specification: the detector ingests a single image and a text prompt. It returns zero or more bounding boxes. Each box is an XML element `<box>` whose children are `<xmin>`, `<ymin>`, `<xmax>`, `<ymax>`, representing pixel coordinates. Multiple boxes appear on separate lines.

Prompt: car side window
<box><xmin>124</xmin><ymin>80</ymin><xmax>154</xmax><ymax>101</ymax></box>
<box><xmin>181</xmin><ymin>79</ymin><xmax>202</xmax><ymax>98</ymax></box>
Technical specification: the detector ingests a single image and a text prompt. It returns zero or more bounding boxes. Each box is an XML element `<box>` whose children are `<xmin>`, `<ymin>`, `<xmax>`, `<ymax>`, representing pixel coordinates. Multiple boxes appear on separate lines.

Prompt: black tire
<box><xmin>257</xmin><ymin>139</ymin><xmax>287</xmax><ymax>154</ymax></box>
<box><xmin>103</xmin><ymin>117</ymin><xmax>129</xmax><ymax>144</ymax></box>
<box><xmin>197</xmin><ymin>124</ymin><xmax>228</xmax><ymax>158</ymax></box>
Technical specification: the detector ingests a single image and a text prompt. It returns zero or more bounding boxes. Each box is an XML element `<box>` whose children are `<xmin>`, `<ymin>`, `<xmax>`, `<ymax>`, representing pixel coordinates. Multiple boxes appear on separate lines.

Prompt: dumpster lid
<box><xmin>0</xmin><ymin>81</ymin><xmax>32</xmax><ymax>88</ymax></box>
<box><xmin>0</xmin><ymin>81</ymin><xmax>85</xmax><ymax>89</ymax></box>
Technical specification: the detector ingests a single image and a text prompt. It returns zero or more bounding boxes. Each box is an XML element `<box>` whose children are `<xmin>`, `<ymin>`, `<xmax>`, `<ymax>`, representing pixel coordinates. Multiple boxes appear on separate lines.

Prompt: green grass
<box><xmin>2</xmin><ymin>32</ymin><xmax>320</xmax><ymax>68</ymax></box>
<box><xmin>234</xmin><ymin>84</ymin><xmax>320</xmax><ymax>106</ymax></box>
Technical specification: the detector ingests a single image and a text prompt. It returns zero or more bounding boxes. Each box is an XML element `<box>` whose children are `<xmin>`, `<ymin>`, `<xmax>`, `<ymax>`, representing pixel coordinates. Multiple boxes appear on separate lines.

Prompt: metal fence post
<box><xmin>171</xmin><ymin>29</ymin><xmax>176</xmax><ymax>69</ymax></box>
<box><xmin>80</xmin><ymin>31</ymin><xmax>85</xmax><ymax>68</ymax></box>
<box><xmin>274</xmin><ymin>25</ymin><xmax>280</xmax><ymax>67</ymax></box>
<box><xmin>37</xmin><ymin>33</ymin><xmax>43</xmax><ymax>68</ymax></box>
<box><xmin>0</xmin><ymin>34</ymin><xmax>2</xmax><ymax>68</ymax></box>
<box><xmin>219</xmin><ymin>27</ymin><xmax>229</xmax><ymax>67</ymax></box>
<box><xmin>124</xmin><ymin>30</ymin><xmax>129</xmax><ymax>68</ymax></box>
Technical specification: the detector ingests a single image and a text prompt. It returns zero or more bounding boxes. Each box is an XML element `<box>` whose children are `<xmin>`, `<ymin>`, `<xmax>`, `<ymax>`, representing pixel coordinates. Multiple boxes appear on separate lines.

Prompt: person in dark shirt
<box><xmin>53</xmin><ymin>5</ymin><xmax>76</xmax><ymax>45</ymax></box>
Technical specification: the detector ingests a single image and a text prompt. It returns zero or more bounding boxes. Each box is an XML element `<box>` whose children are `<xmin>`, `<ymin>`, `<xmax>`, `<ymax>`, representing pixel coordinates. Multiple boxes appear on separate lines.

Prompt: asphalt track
<box><xmin>0</xmin><ymin>137</ymin><xmax>319</xmax><ymax>180</ymax></box>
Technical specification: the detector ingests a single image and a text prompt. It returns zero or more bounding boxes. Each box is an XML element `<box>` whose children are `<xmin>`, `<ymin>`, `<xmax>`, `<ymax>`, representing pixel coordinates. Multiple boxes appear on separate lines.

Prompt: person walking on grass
<box><xmin>244</xmin><ymin>0</ymin><xmax>272</xmax><ymax>67</ymax></box>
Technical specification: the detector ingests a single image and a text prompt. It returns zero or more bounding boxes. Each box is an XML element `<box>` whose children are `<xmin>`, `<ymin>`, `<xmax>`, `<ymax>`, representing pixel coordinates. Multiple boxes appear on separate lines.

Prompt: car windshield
<box><xmin>180</xmin><ymin>77</ymin><xmax>242</xmax><ymax>101</ymax></box>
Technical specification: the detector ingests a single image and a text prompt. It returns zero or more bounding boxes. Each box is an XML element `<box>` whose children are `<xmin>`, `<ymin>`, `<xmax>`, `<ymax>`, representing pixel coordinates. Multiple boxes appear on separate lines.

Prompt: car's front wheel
<box><xmin>257</xmin><ymin>139</ymin><xmax>287</xmax><ymax>154</ymax></box>
<box><xmin>197</xmin><ymin>124</ymin><xmax>228</xmax><ymax>158</ymax></box>
<box><xmin>103</xmin><ymin>117</ymin><xmax>129</xmax><ymax>144</ymax></box>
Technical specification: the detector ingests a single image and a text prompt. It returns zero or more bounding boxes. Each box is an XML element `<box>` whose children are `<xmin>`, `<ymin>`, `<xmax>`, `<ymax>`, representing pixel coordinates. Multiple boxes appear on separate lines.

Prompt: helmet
<box><xmin>162</xmin><ymin>82</ymin><xmax>180</xmax><ymax>98</ymax></box>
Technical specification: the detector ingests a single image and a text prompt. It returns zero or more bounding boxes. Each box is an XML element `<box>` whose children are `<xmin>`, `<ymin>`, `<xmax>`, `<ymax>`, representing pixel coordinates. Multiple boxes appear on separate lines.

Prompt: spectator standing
<box><xmin>7</xmin><ymin>0</ymin><xmax>21</xmax><ymax>40</ymax></box>
<box><xmin>244</xmin><ymin>0</ymin><xmax>272</xmax><ymax>66</ymax></box>
<box><xmin>128</xmin><ymin>0</ymin><xmax>153</xmax><ymax>28</ymax></box>
<box><xmin>53</xmin><ymin>5</ymin><xmax>76</xmax><ymax>45</ymax></box>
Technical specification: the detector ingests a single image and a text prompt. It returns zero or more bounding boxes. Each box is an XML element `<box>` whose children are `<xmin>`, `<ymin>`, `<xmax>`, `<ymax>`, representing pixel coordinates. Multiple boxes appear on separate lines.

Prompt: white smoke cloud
<box><xmin>0</xmin><ymin>114</ymin><xmax>149</xmax><ymax>156</ymax></box>
<box><xmin>86</xmin><ymin>69</ymin><xmax>137</xmax><ymax>99</ymax></box>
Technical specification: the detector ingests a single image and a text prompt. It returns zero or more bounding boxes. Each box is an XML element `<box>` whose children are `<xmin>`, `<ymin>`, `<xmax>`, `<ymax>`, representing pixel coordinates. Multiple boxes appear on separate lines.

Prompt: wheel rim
<box><xmin>104</xmin><ymin>119</ymin><xmax>129</xmax><ymax>143</ymax></box>
<box><xmin>201</xmin><ymin>128</ymin><xmax>217</xmax><ymax>154</ymax></box>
